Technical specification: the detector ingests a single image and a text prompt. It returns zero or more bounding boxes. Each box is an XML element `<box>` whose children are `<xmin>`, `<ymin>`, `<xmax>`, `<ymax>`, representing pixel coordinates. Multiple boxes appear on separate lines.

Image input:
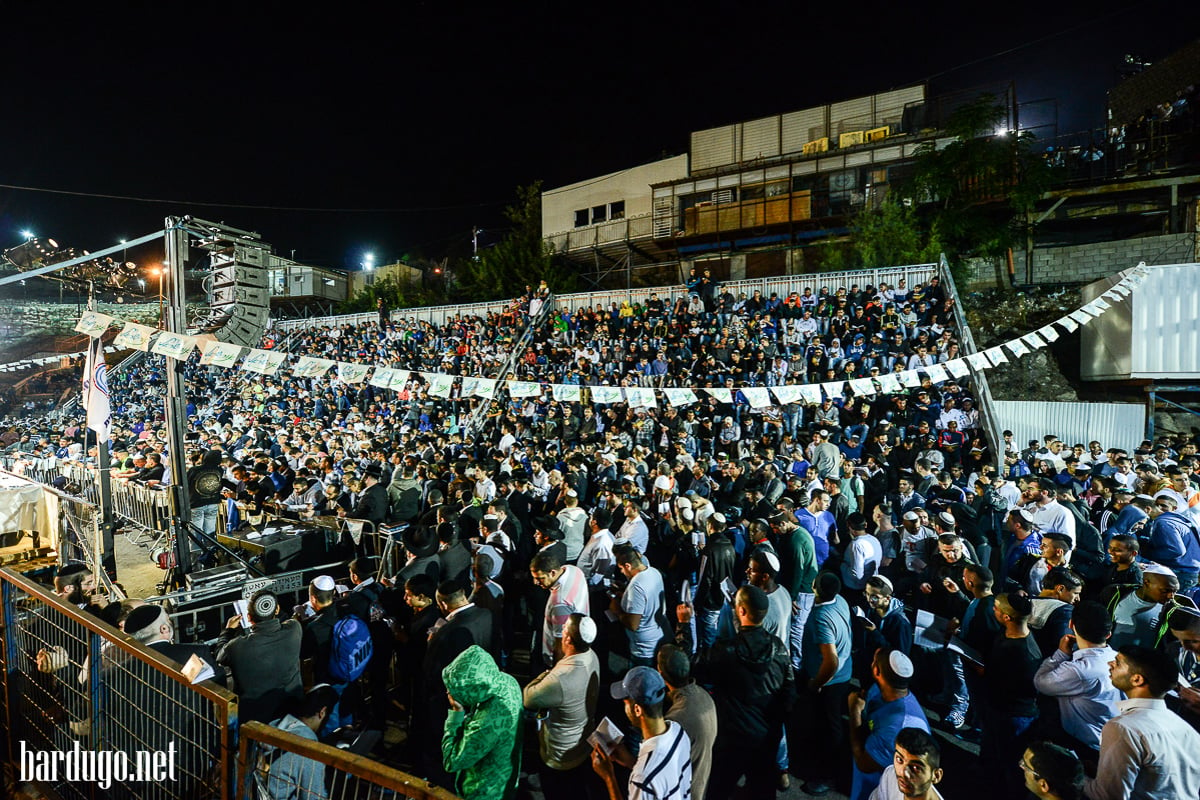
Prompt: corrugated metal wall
<box><xmin>1131</xmin><ymin>263</ymin><xmax>1200</xmax><ymax>379</ymax></box>
<box><xmin>741</xmin><ymin>116</ymin><xmax>780</xmax><ymax>160</ymax></box>
<box><xmin>993</xmin><ymin>400</ymin><xmax>1146</xmax><ymax>453</ymax></box>
<box><xmin>781</xmin><ymin>107</ymin><xmax>826</xmax><ymax>152</ymax></box>
<box><xmin>691</xmin><ymin>125</ymin><xmax>739</xmax><ymax>172</ymax></box>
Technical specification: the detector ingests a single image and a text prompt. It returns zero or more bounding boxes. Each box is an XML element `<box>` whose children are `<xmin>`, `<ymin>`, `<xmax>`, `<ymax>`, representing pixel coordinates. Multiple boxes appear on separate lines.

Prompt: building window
<box><xmin>610</xmin><ymin>200</ymin><xmax>625</xmax><ymax>220</ymax></box>
<box><xmin>574</xmin><ymin>209</ymin><xmax>589</xmax><ymax>228</ymax></box>
<box><xmin>591</xmin><ymin>205</ymin><xmax>608</xmax><ymax>224</ymax></box>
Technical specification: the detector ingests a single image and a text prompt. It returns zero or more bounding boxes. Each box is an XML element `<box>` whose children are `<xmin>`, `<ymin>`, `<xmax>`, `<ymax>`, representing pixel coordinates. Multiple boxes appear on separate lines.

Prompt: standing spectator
<box><xmin>442</xmin><ymin>645</ymin><xmax>523</xmax><ymax>800</ymax></box>
<box><xmin>657</xmin><ymin>644</ymin><xmax>717</xmax><ymax>800</ymax></box>
<box><xmin>848</xmin><ymin>649</ymin><xmax>930</xmax><ymax>800</ymax></box>
<box><xmin>1086</xmin><ymin>645</ymin><xmax>1200</xmax><ymax>800</ymax></box>
<box><xmin>523</xmin><ymin>615</ymin><xmax>602</xmax><ymax>800</ymax></box>
<box><xmin>842</xmin><ymin>512</ymin><xmax>883</xmax><ymax>595</ymax></box>
<box><xmin>799</xmin><ymin>572</ymin><xmax>854</xmax><ymax>796</ymax></box>
<box><xmin>531</xmin><ymin>548</ymin><xmax>590</xmax><ymax>667</ymax></box>
<box><xmin>610</xmin><ymin>543</ymin><xmax>665</xmax><ymax>668</ymax></box>
<box><xmin>1144</xmin><ymin>492</ymin><xmax>1200</xmax><ymax>593</ymax></box>
<box><xmin>868</xmin><ymin>727</ymin><xmax>944</xmax><ymax>800</ymax></box>
<box><xmin>592</xmin><ymin>666</ymin><xmax>692</xmax><ymax>800</ymax></box>
<box><xmin>1019</xmin><ymin>741</ymin><xmax>1085</xmax><ymax>800</ymax></box>
<box><xmin>981</xmin><ymin>592</ymin><xmax>1042</xmax><ymax>800</ymax></box>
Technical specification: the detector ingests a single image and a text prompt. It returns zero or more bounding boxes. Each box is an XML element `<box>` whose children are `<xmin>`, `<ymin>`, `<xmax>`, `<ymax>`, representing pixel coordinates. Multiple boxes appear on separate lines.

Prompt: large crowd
<box><xmin>10</xmin><ymin>272</ymin><xmax>1200</xmax><ymax>800</ymax></box>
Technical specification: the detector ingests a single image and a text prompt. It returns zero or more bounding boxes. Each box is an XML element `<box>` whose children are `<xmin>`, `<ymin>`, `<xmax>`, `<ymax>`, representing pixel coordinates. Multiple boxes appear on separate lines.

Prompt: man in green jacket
<box><xmin>442</xmin><ymin>645</ymin><xmax>522</xmax><ymax>800</ymax></box>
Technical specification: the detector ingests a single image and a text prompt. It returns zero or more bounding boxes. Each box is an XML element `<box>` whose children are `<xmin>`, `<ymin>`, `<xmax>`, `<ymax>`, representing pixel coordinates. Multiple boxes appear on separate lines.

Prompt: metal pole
<box><xmin>164</xmin><ymin>217</ymin><xmax>193</xmax><ymax>582</ymax></box>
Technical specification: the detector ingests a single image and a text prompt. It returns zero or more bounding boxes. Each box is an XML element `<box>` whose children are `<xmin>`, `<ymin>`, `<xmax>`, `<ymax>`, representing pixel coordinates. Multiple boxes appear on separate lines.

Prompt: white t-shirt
<box><xmin>629</xmin><ymin>720</ymin><xmax>693</xmax><ymax>800</ymax></box>
<box><xmin>869</xmin><ymin>765</ymin><xmax>944</xmax><ymax>800</ymax></box>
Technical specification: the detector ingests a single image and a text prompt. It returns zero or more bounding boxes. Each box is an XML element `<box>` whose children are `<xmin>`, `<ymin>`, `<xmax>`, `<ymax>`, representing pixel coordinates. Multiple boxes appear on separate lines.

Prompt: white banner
<box><xmin>460</xmin><ymin>376</ymin><xmax>479</xmax><ymax>396</ymax></box>
<box><xmin>1068</xmin><ymin>309</ymin><xmax>1094</xmax><ymax>326</ymax></box>
<box><xmin>75</xmin><ymin>311</ymin><xmax>114</xmax><ymax>337</ymax></box>
<box><xmin>898</xmin><ymin>371</ymin><xmax>922</xmax><ymax>388</ymax></box>
<box><xmin>241</xmin><ymin>349</ymin><xmax>288</xmax><ymax>375</ymax></box>
<box><xmin>1037</xmin><ymin>325</ymin><xmax>1061</xmax><ymax>342</ymax></box>
<box><xmin>875</xmin><ymin>373</ymin><xmax>902</xmax><ymax>394</ymax></box>
<box><xmin>798</xmin><ymin>384</ymin><xmax>823</xmax><ymax>405</ymax></box>
<box><xmin>508</xmin><ymin>380</ymin><xmax>542</xmax><ymax>398</ymax></box>
<box><xmin>150</xmin><ymin>332</ymin><xmax>198</xmax><ymax>360</ymax></box>
<box><xmin>369</xmin><ymin>367</ymin><xmax>396</xmax><ymax>389</ymax></box>
<box><xmin>292</xmin><ymin>357</ymin><xmax>334</xmax><ymax>379</ymax></box>
<box><xmin>848</xmin><ymin>378</ymin><xmax>876</xmax><ymax>396</ymax></box>
<box><xmin>742</xmin><ymin>387</ymin><xmax>772</xmax><ymax>408</ymax></box>
<box><xmin>427</xmin><ymin>373</ymin><xmax>455</xmax><ymax>398</ymax></box>
<box><xmin>924</xmin><ymin>363</ymin><xmax>951</xmax><ymax>384</ymax></box>
<box><xmin>770</xmin><ymin>385</ymin><xmax>804</xmax><ymax>405</ymax></box>
<box><xmin>1110</xmin><ymin>283</ymin><xmax>1131</xmax><ymax>297</ymax></box>
<box><xmin>1021</xmin><ymin>332</ymin><xmax>1047</xmax><ymax>349</ymax></box>
<box><xmin>983</xmin><ymin>347</ymin><xmax>1009</xmax><ymax>366</ymax></box>
<box><xmin>474</xmin><ymin>378</ymin><xmax>497</xmax><ymax>400</ymax></box>
<box><xmin>821</xmin><ymin>381</ymin><xmax>846</xmax><ymax>399</ymax></box>
<box><xmin>113</xmin><ymin>322</ymin><xmax>156</xmax><ymax>352</ymax></box>
<box><xmin>663</xmin><ymin>387</ymin><xmax>699</xmax><ymax>407</ymax></box>
<box><xmin>590</xmin><ymin>385</ymin><xmax>623</xmax><ymax>404</ymax></box>
<box><xmin>944</xmin><ymin>359</ymin><xmax>970</xmax><ymax>379</ymax></box>
<box><xmin>337</xmin><ymin>362</ymin><xmax>370</xmax><ymax>384</ymax></box>
<box><xmin>552</xmin><ymin>384</ymin><xmax>582</xmax><ymax>403</ymax></box>
<box><xmin>703</xmin><ymin>388</ymin><xmax>732</xmax><ymax>404</ymax></box>
<box><xmin>1004</xmin><ymin>339</ymin><xmax>1030</xmax><ymax>359</ymax></box>
<box><xmin>1057</xmin><ymin>316</ymin><xmax>1079</xmax><ymax>333</ymax></box>
<box><xmin>83</xmin><ymin>338</ymin><xmax>111</xmax><ymax>444</ymax></box>
<box><xmin>626</xmin><ymin>386</ymin><xmax>657</xmax><ymax>408</ymax></box>
<box><xmin>199</xmin><ymin>340</ymin><xmax>243</xmax><ymax>368</ymax></box>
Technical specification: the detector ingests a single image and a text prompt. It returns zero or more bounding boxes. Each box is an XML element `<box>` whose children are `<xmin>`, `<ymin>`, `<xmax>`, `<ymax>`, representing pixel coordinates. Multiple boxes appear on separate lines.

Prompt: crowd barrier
<box><xmin>0</xmin><ymin>567</ymin><xmax>237</xmax><ymax>800</ymax></box>
<box><xmin>1</xmin><ymin>568</ymin><xmax>460</xmax><ymax>800</ymax></box>
<box><xmin>272</xmin><ymin>262</ymin><xmax>939</xmax><ymax>334</ymax></box>
<box><xmin>238</xmin><ymin>721</ymin><xmax>459</xmax><ymax>800</ymax></box>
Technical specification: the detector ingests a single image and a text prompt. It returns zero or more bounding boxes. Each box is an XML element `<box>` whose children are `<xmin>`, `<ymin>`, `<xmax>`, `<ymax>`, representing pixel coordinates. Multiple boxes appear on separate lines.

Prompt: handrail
<box><xmin>938</xmin><ymin>254</ymin><xmax>1003</xmax><ymax>472</ymax></box>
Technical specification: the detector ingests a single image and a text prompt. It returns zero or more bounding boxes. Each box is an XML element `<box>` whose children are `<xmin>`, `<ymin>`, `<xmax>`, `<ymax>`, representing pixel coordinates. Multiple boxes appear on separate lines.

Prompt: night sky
<box><xmin>0</xmin><ymin>2</ymin><xmax>1196</xmax><ymax>277</ymax></box>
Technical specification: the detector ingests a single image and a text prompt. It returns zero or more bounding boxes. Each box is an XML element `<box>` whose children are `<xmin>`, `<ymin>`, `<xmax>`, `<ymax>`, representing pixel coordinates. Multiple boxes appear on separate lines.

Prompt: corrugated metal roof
<box><xmin>993</xmin><ymin>400</ymin><xmax>1146</xmax><ymax>453</ymax></box>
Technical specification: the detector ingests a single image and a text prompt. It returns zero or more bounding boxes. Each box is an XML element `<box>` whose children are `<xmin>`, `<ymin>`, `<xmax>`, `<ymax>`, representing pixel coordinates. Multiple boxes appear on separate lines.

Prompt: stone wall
<box><xmin>959</xmin><ymin>232</ymin><xmax>1197</xmax><ymax>291</ymax></box>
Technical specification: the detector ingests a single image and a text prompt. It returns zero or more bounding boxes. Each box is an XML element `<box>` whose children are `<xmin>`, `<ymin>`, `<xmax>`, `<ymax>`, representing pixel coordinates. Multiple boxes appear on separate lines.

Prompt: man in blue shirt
<box><xmin>796</xmin><ymin>490</ymin><xmax>836</xmax><ymax>567</ymax></box>
<box><xmin>798</xmin><ymin>572</ymin><xmax>853</xmax><ymax>796</ymax></box>
<box><xmin>847</xmin><ymin>648</ymin><xmax>929</xmax><ymax>800</ymax></box>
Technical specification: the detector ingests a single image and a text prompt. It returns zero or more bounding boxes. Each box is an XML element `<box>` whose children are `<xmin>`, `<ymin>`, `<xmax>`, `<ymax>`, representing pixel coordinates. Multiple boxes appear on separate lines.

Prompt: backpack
<box><xmin>328</xmin><ymin>612</ymin><xmax>374</xmax><ymax>683</ymax></box>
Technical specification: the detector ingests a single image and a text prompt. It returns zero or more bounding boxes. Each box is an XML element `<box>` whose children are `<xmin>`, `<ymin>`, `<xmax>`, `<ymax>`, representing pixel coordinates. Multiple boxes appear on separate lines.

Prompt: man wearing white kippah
<box><xmin>848</xmin><ymin>648</ymin><xmax>930</xmax><ymax>800</ymax></box>
<box><xmin>523</xmin><ymin>614</ymin><xmax>602</xmax><ymax>799</ymax></box>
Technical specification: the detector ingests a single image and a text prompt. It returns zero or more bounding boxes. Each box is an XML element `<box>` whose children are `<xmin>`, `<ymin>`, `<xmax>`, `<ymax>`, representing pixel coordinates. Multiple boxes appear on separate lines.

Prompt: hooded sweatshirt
<box><xmin>1146</xmin><ymin>510</ymin><xmax>1200</xmax><ymax>572</ymax></box>
<box><xmin>442</xmin><ymin>645</ymin><xmax>522</xmax><ymax>800</ymax></box>
<box><xmin>693</xmin><ymin>625</ymin><xmax>795</xmax><ymax>744</ymax></box>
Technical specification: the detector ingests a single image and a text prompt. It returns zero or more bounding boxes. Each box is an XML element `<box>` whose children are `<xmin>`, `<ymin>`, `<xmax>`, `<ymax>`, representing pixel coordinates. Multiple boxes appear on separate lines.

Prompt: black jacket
<box><xmin>690</xmin><ymin>625</ymin><xmax>795</xmax><ymax>745</ymax></box>
<box><xmin>215</xmin><ymin>618</ymin><xmax>302</xmax><ymax>723</ymax></box>
<box><xmin>696</xmin><ymin>534</ymin><xmax>736</xmax><ymax>611</ymax></box>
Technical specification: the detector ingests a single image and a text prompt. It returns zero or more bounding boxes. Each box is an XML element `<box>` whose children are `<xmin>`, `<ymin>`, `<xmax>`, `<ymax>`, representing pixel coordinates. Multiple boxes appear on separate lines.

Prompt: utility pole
<box><xmin>163</xmin><ymin>217</ymin><xmax>193</xmax><ymax>583</ymax></box>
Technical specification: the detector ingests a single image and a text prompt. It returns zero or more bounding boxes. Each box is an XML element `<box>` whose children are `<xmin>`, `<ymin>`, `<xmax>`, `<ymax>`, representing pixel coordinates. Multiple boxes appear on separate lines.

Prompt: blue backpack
<box><xmin>328</xmin><ymin>613</ymin><xmax>373</xmax><ymax>683</ymax></box>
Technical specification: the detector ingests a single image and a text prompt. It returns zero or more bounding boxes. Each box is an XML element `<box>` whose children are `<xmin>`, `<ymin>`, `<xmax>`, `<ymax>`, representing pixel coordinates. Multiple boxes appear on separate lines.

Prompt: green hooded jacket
<box><xmin>442</xmin><ymin>645</ymin><xmax>522</xmax><ymax>800</ymax></box>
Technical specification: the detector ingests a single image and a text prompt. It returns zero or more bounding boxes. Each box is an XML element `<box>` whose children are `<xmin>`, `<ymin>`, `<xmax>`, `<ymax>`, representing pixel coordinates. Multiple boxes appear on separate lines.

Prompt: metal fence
<box><xmin>238</xmin><ymin>721</ymin><xmax>459</xmax><ymax>800</ymax></box>
<box><xmin>0</xmin><ymin>567</ymin><xmax>238</xmax><ymax>800</ymax></box>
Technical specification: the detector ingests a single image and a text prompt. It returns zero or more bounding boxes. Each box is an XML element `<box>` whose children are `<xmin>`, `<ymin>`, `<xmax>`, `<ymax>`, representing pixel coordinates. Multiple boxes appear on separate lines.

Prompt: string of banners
<box><xmin>67</xmin><ymin>266</ymin><xmax>1149</xmax><ymax>408</ymax></box>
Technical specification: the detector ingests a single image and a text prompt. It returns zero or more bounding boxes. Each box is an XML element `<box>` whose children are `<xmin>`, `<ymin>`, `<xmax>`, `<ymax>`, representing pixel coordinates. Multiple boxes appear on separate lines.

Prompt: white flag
<box><xmin>848</xmin><ymin>378</ymin><xmax>876</xmax><ymax>396</ymax></box>
<box><xmin>626</xmin><ymin>387</ymin><xmax>657</xmax><ymax>409</ymax></box>
<box><xmin>1057</xmin><ymin>317</ymin><xmax>1079</xmax><ymax>333</ymax></box>
<box><xmin>589</xmin><ymin>385</ymin><xmax>623</xmax><ymax>404</ymax></box>
<box><xmin>821</xmin><ymin>381</ymin><xmax>847</xmax><ymax>400</ymax></box>
<box><xmin>984</xmin><ymin>347</ymin><xmax>1009</xmax><ymax>366</ymax></box>
<box><xmin>797</xmin><ymin>384</ymin><xmax>823</xmax><ymax>405</ymax></box>
<box><xmin>293</xmin><ymin>356</ymin><xmax>335</xmax><ymax>379</ymax></box>
<box><xmin>83</xmin><ymin>337</ymin><xmax>111</xmax><ymax>444</ymax></box>
<box><xmin>474</xmin><ymin>378</ymin><xmax>498</xmax><ymax>400</ymax></box>
<box><xmin>428</xmin><ymin>373</ymin><xmax>455</xmax><ymax>398</ymax></box>
<box><xmin>75</xmin><ymin>310</ymin><xmax>114</xmax><ymax>337</ymax></box>
<box><xmin>703</xmin><ymin>388</ymin><xmax>732</xmax><ymax>404</ymax></box>
<box><xmin>337</xmin><ymin>363</ymin><xmax>370</xmax><ymax>384</ymax></box>
<box><xmin>552</xmin><ymin>384</ymin><xmax>582</xmax><ymax>403</ymax></box>
<box><xmin>924</xmin><ymin>364</ymin><xmax>951</xmax><ymax>384</ymax></box>
<box><xmin>897</xmin><ymin>371</ymin><xmax>923</xmax><ymax>388</ymax></box>
<box><xmin>770</xmin><ymin>385</ymin><xmax>804</xmax><ymax>405</ymax></box>
<box><xmin>199</xmin><ymin>340</ymin><xmax>243</xmax><ymax>368</ymax></box>
<box><xmin>1005</xmin><ymin>339</ymin><xmax>1030</xmax><ymax>359</ymax></box>
<box><xmin>664</xmin><ymin>387</ymin><xmax>699</xmax><ymax>407</ymax></box>
<box><xmin>965</xmin><ymin>352</ymin><xmax>991</xmax><ymax>371</ymax></box>
<box><xmin>113</xmin><ymin>322</ymin><xmax>156</xmax><ymax>352</ymax></box>
<box><xmin>242</xmin><ymin>349</ymin><xmax>288</xmax><ymax>375</ymax></box>
<box><xmin>369</xmin><ymin>367</ymin><xmax>396</xmax><ymax>389</ymax></box>
<box><xmin>151</xmin><ymin>332</ymin><xmax>198</xmax><ymax>360</ymax></box>
<box><xmin>944</xmin><ymin>359</ymin><xmax>971</xmax><ymax>379</ymax></box>
<box><xmin>1037</xmin><ymin>325</ymin><xmax>1060</xmax><ymax>342</ymax></box>
<box><xmin>875</xmin><ymin>373</ymin><xmax>902</xmax><ymax>394</ymax></box>
<box><xmin>742</xmin><ymin>387</ymin><xmax>772</xmax><ymax>409</ymax></box>
<box><xmin>509</xmin><ymin>380</ymin><xmax>543</xmax><ymax>398</ymax></box>
<box><xmin>1021</xmin><ymin>332</ymin><xmax>1047</xmax><ymax>349</ymax></box>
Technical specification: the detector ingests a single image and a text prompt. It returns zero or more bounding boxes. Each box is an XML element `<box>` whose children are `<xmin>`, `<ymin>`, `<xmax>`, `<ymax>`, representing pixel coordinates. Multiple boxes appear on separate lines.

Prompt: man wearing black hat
<box><xmin>350</xmin><ymin>461</ymin><xmax>388</xmax><ymax>527</ymax></box>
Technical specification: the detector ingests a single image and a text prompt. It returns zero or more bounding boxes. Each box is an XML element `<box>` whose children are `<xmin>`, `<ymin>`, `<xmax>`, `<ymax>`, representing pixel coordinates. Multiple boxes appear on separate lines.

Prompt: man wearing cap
<box><xmin>848</xmin><ymin>648</ymin><xmax>929</xmax><ymax>800</ymax></box>
<box><xmin>593</xmin><ymin>666</ymin><xmax>693</xmax><ymax>800</ymax></box>
<box><xmin>524</xmin><ymin>614</ymin><xmax>602</xmax><ymax>799</ymax></box>
<box><xmin>1108</xmin><ymin>566</ymin><xmax>1180</xmax><ymax>649</ymax></box>
<box><xmin>1002</xmin><ymin>507</ymin><xmax>1042</xmax><ymax>585</ymax></box>
<box><xmin>678</xmin><ymin>584</ymin><xmax>793</xmax><ymax>798</ymax></box>
<box><xmin>1144</xmin><ymin>492</ymin><xmax>1200</xmax><ymax>593</ymax></box>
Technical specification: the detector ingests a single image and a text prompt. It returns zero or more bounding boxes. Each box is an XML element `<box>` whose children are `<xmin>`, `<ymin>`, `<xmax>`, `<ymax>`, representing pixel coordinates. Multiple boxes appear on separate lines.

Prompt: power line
<box><xmin>0</xmin><ymin>181</ymin><xmax>505</xmax><ymax>214</ymax></box>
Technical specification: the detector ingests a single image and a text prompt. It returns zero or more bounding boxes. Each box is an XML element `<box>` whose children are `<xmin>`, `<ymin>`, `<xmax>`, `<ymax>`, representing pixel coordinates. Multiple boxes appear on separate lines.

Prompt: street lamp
<box><xmin>19</xmin><ymin>230</ymin><xmax>33</xmax><ymax>241</ymax></box>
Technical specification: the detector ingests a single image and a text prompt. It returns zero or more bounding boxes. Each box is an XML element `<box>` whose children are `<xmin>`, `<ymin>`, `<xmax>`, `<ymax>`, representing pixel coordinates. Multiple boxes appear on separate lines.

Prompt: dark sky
<box><xmin>0</xmin><ymin>2</ymin><xmax>1196</xmax><ymax>276</ymax></box>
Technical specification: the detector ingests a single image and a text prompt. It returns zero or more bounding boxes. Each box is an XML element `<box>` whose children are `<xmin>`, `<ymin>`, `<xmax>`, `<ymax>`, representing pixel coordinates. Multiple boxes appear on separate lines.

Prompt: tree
<box><xmin>848</xmin><ymin>200</ymin><xmax>943</xmax><ymax>269</ymax></box>
<box><xmin>905</xmin><ymin>94</ymin><xmax>1056</xmax><ymax>279</ymax></box>
<box><xmin>452</xmin><ymin>182</ymin><xmax>579</xmax><ymax>301</ymax></box>
<box><xmin>337</xmin><ymin>272</ymin><xmax>439</xmax><ymax>314</ymax></box>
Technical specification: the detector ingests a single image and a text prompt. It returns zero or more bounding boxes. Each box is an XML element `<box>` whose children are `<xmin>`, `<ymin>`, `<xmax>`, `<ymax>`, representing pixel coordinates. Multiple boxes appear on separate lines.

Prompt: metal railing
<box><xmin>0</xmin><ymin>567</ymin><xmax>238</xmax><ymax>800</ymax></box>
<box><xmin>938</xmin><ymin>254</ymin><xmax>1003</xmax><ymax>472</ymax></box>
<box><xmin>238</xmin><ymin>721</ymin><xmax>460</xmax><ymax>800</ymax></box>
